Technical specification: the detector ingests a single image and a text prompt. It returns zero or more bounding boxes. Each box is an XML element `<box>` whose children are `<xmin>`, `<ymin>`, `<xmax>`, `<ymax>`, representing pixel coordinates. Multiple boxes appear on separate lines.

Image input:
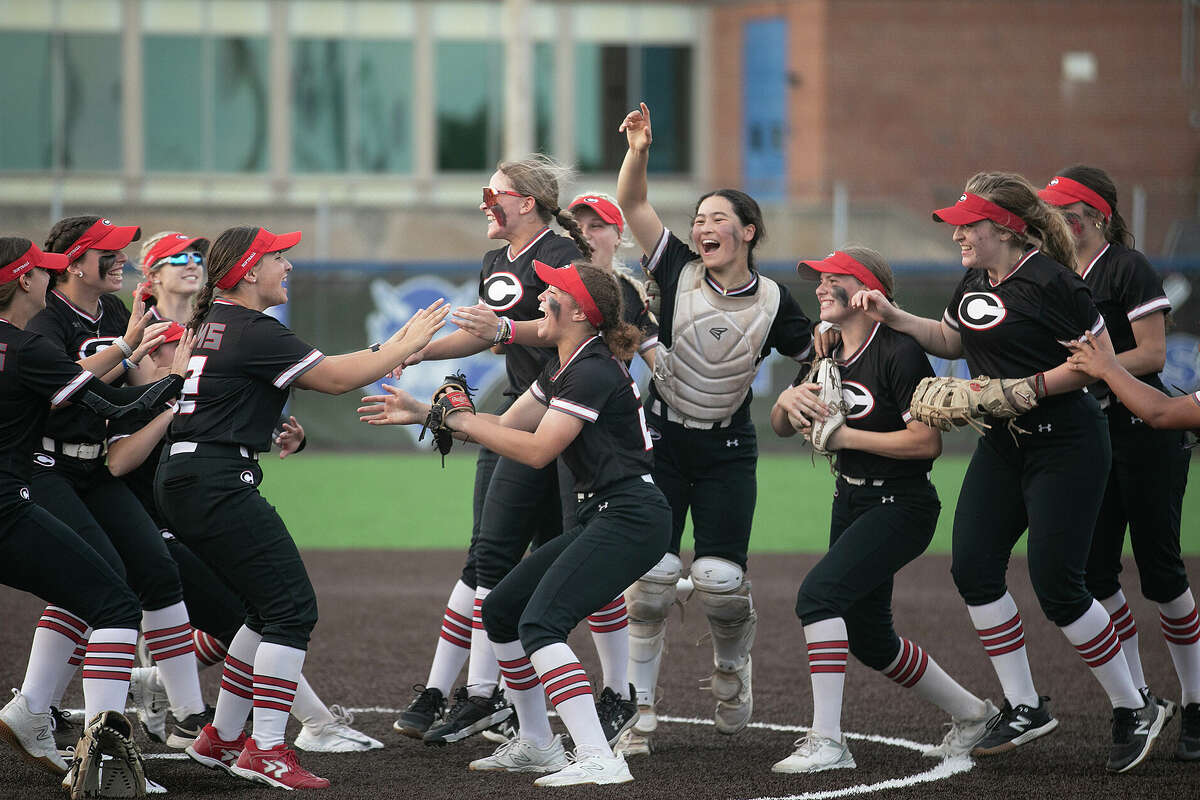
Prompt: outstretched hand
<box><xmin>451</xmin><ymin>304</ymin><xmax>502</xmax><ymax>342</ymax></box>
<box><xmin>358</xmin><ymin>384</ymin><xmax>429</xmax><ymax>426</ymax></box>
<box><xmin>618</xmin><ymin>102</ymin><xmax>653</xmax><ymax>152</ymax></box>
<box><xmin>1064</xmin><ymin>330</ymin><xmax>1119</xmax><ymax>379</ymax></box>
<box><xmin>849</xmin><ymin>289</ymin><xmax>899</xmax><ymax>325</ymax></box>
<box><xmin>390</xmin><ymin>299</ymin><xmax>449</xmax><ymax>353</ymax></box>
<box><xmin>275</xmin><ymin>415</ymin><xmax>305</xmax><ymax>458</ymax></box>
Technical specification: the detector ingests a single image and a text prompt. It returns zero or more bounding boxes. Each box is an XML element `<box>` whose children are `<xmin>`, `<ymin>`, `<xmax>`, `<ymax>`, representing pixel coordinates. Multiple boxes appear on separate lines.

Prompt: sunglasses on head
<box><xmin>159</xmin><ymin>252</ymin><xmax>204</xmax><ymax>268</ymax></box>
<box><xmin>482</xmin><ymin>187</ymin><xmax>525</xmax><ymax>206</ymax></box>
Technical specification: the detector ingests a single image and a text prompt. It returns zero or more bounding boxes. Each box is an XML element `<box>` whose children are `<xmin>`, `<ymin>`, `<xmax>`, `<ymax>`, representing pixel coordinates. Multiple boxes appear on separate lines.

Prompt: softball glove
<box><xmin>909</xmin><ymin>374</ymin><xmax>1040</xmax><ymax>434</ymax></box>
<box><xmin>419</xmin><ymin>372</ymin><xmax>475</xmax><ymax>466</ymax></box>
<box><xmin>803</xmin><ymin>357</ymin><xmax>848</xmax><ymax>454</ymax></box>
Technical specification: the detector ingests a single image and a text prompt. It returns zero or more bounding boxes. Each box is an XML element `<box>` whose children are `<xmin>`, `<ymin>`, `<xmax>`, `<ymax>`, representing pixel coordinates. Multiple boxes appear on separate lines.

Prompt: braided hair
<box><xmin>498</xmin><ymin>154</ymin><xmax>594</xmax><ymax>261</ymax></box>
<box><xmin>574</xmin><ymin>263</ymin><xmax>640</xmax><ymax>362</ymax></box>
<box><xmin>187</xmin><ymin>226</ymin><xmax>258</xmax><ymax>332</ymax></box>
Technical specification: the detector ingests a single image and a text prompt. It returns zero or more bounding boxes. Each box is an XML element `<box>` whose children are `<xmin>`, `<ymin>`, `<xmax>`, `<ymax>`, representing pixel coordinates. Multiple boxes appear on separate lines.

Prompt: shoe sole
<box><xmin>185</xmin><ymin>745</ymin><xmax>238</xmax><ymax>776</ymax></box>
<box><xmin>0</xmin><ymin>719</ymin><xmax>67</xmax><ymax>776</ymax></box>
<box><xmin>423</xmin><ymin>707</ymin><xmax>513</xmax><ymax>746</ymax></box>
<box><xmin>469</xmin><ymin>761</ymin><xmax>567</xmax><ymax>773</ymax></box>
<box><xmin>392</xmin><ymin>719</ymin><xmax>431</xmax><ymax>740</ymax></box>
<box><xmin>230</xmin><ymin>763</ymin><xmax>328</xmax><ymax>790</ymax></box>
<box><xmin>295</xmin><ymin>734</ymin><xmax>384</xmax><ymax>753</ymax></box>
<box><xmin>166</xmin><ymin>730</ymin><xmax>200</xmax><ymax>749</ymax></box>
<box><xmin>972</xmin><ymin>718</ymin><xmax>1059</xmax><ymax>756</ymax></box>
<box><xmin>1109</xmin><ymin>705</ymin><xmax>1167</xmax><ymax>774</ymax></box>
<box><xmin>534</xmin><ymin>771</ymin><xmax>634</xmax><ymax>786</ymax></box>
<box><xmin>771</xmin><ymin>758</ymin><xmax>856</xmax><ymax>774</ymax></box>
<box><xmin>605</xmin><ymin>712</ymin><xmax>640</xmax><ymax>747</ymax></box>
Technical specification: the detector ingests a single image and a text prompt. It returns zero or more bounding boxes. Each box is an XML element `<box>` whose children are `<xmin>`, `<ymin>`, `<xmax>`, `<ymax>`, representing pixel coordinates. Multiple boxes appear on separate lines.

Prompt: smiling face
<box><xmin>536</xmin><ymin>285</ymin><xmax>581</xmax><ymax>342</ymax></box>
<box><xmin>72</xmin><ymin>248</ymin><xmax>127</xmax><ymax>294</ymax></box>
<box><xmin>814</xmin><ymin>272</ymin><xmax>866</xmax><ymax>324</ymax></box>
<box><xmin>248</xmin><ymin>250</ymin><xmax>292</xmax><ymax>308</ymax></box>
<box><xmin>691</xmin><ymin>195</ymin><xmax>754</xmax><ymax>272</ymax></box>
<box><xmin>481</xmin><ymin>170</ymin><xmax>532</xmax><ymax>242</ymax></box>
<box><xmin>151</xmin><ymin>248</ymin><xmax>204</xmax><ymax>299</ymax></box>
<box><xmin>952</xmin><ymin>220</ymin><xmax>1014</xmax><ymax>272</ymax></box>
<box><xmin>573</xmin><ymin>207</ymin><xmax>621</xmax><ymax>270</ymax></box>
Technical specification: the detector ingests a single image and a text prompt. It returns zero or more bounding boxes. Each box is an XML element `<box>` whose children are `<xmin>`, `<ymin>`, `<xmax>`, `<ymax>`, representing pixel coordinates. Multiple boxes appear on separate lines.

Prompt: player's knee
<box><xmin>794</xmin><ymin>573</ymin><xmax>842</xmax><ymax>624</ymax></box>
<box><xmin>950</xmin><ymin>555</ymin><xmax>1003</xmax><ymax>606</ymax></box>
<box><xmin>481</xmin><ymin>590</ymin><xmax>519</xmax><ymax>644</ymax></box>
<box><xmin>517</xmin><ymin>616</ymin><xmax>562</xmax><ymax>656</ymax></box>
<box><xmin>848</xmin><ymin>627</ymin><xmax>898</xmax><ymax>672</ymax></box>
<box><xmin>627</xmin><ymin>553</ymin><xmax>682</xmax><ymax>624</ymax></box>
<box><xmin>692</xmin><ymin>557</ymin><xmax>750</xmax><ymax>624</ymax></box>
<box><xmin>1084</xmin><ymin>571</ymin><xmax>1121</xmax><ymax>603</ymax></box>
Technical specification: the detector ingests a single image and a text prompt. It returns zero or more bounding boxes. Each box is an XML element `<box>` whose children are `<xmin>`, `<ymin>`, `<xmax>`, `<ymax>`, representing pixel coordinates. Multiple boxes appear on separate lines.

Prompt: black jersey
<box><xmin>794</xmin><ymin>323</ymin><xmax>934</xmax><ymax>480</ymax></box>
<box><xmin>107</xmin><ymin>407</ymin><xmax>166</xmax><ymax>521</ymax></box>
<box><xmin>615</xmin><ymin>270</ymin><xmax>659</xmax><ymax>360</ymax></box>
<box><xmin>0</xmin><ymin>321</ymin><xmax>94</xmax><ymax>482</ymax></box>
<box><xmin>942</xmin><ymin>249</ymin><xmax>1104</xmax><ymax>381</ymax></box>
<box><xmin>26</xmin><ymin>291</ymin><xmax>131</xmax><ymax>445</ymax></box>
<box><xmin>479</xmin><ymin>228</ymin><xmax>580</xmax><ymax>397</ymax></box>
<box><xmin>531</xmin><ymin>335</ymin><xmax>654</xmax><ymax>493</ymax></box>
<box><xmin>167</xmin><ymin>299</ymin><xmax>323</xmax><ymax>452</ymax></box>
<box><xmin>1080</xmin><ymin>242</ymin><xmax>1171</xmax><ymax>392</ymax></box>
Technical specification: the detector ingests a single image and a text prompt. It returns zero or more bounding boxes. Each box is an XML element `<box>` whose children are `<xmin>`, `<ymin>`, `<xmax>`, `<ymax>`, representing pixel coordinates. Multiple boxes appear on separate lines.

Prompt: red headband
<box><xmin>216</xmin><ymin>227</ymin><xmax>302</xmax><ymax>290</ymax></box>
<box><xmin>0</xmin><ymin>243</ymin><xmax>68</xmax><ymax>284</ymax></box>
<box><xmin>932</xmin><ymin>193</ymin><xmax>1028</xmax><ymax>235</ymax></box>
<box><xmin>1038</xmin><ymin>176</ymin><xmax>1112</xmax><ymax>222</ymax></box>
<box><xmin>796</xmin><ymin>251</ymin><xmax>887</xmax><ymax>295</ymax></box>
<box><xmin>62</xmin><ymin>218</ymin><xmax>141</xmax><ymax>261</ymax></box>
<box><xmin>533</xmin><ymin>260</ymin><xmax>603</xmax><ymax>328</ymax></box>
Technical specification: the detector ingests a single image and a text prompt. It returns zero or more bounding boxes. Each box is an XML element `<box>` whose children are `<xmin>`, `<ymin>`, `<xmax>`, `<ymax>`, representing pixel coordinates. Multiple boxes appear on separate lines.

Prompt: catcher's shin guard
<box><xmin>70</xmin><ymin>711</ymin><xmax>147</xmax><ymax>799</ymax></box>
<box><xmin>626</xmin><ymin>553</ymin><xmax>682</xmax><ymax>733</ymax></box>
<box><xmin>692</xmin><ymin>557</ymin><xmax>756</xmax><ymax>735</ymax></box>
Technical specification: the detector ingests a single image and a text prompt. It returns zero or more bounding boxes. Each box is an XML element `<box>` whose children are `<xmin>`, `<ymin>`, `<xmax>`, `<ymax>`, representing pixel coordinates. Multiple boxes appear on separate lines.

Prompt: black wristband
<box><xmin>370</xmin><ymin>342</ymin><xmax>382</xmax><ymax>352</ymax></box>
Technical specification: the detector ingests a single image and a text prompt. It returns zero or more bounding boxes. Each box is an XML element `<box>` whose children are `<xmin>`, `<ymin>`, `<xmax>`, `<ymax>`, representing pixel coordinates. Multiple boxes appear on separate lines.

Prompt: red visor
<box><xmin>62</xmin><ymin>218</ymin><xmax>141</xmax><ymax>261</ymax></box>
<box><xmin>797</xmin><ymin>251</ymin><xmax>887</xmax><ymax>295</ymax></box>
<box><xmin>147</xmin><ymin>322</ymin><xmax>186</xmax><ymax>354</ymax></box>
<box><xmin>533</xmin><ymin>260</ymin><xmax>603</xmax><ymax>328</ymax></box>
<box><xmin>932</xmin><ymin>193</ymin><xmax>1027</xmax><ymax>235</ymax></box>
<box><xmin>216</xmin><ymin>228</ymin><xmax>302</xmax><ymax>290</ymax></box>
<box><xmin>142</xmin><ymin>233</ymin><xmax>209</xmax><ymax>275</ymax></box>
<box><xmin>0</xmin><ymin>243</ymin><xmax>69</xmax><ymax>284</ymax></box>
<box><xmin>1038</xmin><ymin>176</ymin><xmax>1112</xmax><ymax>222</ymax></box>
<box><xmin>569</xmin><ymin>195</ymin><xmax>625</xmax><ymax>233</ymax></box>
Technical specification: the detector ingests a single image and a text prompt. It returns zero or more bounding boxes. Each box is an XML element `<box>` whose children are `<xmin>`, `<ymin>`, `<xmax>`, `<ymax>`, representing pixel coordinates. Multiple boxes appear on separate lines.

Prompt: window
<box><xmin>534</xmin><ymin>41</ymin><xmax>554</xmax><ymax>155</ymax></box>
<box><xmin>0</xmin><ymin>32</ymin><xmax>52</xmax><ymax>169</ymax></box>
<box><xmin>436</xmin><ymin>41</ymin><xmax>504</xmax><ymax>172</ymax></box>
<box><xmin>575</xmin><ymin>43</ymin><xmax>691</xmax><ymax>174</ymax></box>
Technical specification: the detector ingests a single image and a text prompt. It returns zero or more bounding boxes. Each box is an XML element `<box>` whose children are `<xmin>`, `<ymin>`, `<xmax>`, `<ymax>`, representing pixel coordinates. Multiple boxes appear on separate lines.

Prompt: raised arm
<box><xmin>616</xmin><ymin>102</ymin><xmax>667</xmax><ymax>258</ymax></box>
<box><xmin>1067</xmin><ymin>330</ymin><xmax>1200</xmax><ymax>429</ymax></box>
<box><xmin>850</xmin><ymin>289</ymin><xmax>963</xmax><ymax>359</ymax></box>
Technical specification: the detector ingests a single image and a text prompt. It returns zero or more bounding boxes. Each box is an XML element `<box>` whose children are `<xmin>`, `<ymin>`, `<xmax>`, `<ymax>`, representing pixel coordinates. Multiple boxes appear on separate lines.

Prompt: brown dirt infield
<box><xmin>2</xmin><ymin>550</ymin><xmax>1198</xmax><ymax>799</ymax></box>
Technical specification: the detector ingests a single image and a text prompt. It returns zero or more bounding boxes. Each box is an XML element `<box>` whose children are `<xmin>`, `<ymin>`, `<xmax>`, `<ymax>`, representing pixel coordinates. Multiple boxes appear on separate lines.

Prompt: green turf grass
<box><xmin>260</xmin><ymin>452</ymin><xmax>1199</xmax><ymax>553</ymax></box>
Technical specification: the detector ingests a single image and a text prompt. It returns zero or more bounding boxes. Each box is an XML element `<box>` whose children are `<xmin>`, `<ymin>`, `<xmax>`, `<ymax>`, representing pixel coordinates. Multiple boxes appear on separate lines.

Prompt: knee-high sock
<box><xmin>426</xmin><ymin>580</ymin><xmax>474</xmax><ymax>695</ymax></box>
<box><xmin>193</xmin><ymin>630</ymin><xmax>228</xmax><ymax>669</ymax></box>
<box><xmin>214</xmin><ymin>626</ymin><xmax>261</xmax><ymax>741</ymax></box>
<box><xmin>290</xmin><ymin>674</ymin><xmax>335</xmax><ymax>728</ymax></box>
<box><xmin>1099</xmin><ymin>591</ymin><xmax>1146</xmax><ymax>690</ymax></box>
<box><xmin>251</xmin><ymin>642</ymin><xmax>306</xmax><ymax>749</ymax></box>
<box><xmin>1062</xmin><ymin>599</ymin><xmax>1141</xmax><ymax>709</ymax></box>
<box><xmin>82</xmin><ymin>629</ymin><xmax>137</xmax><ymax>722</ymax></box>
<box><xmin>49</xmin><ymin>638</ymin><xmax>89</xmax><ymax>709</ymax></box>
<box><xmin>883</xmin><ymin>638</ymin><xmax>987</xmax><ymax>721</ymax></box>
<box><xmin>967</xmin><ymin>594</ymin><xmax>1039</xmax><ymax>708</ymax></box>
<box><xmin>21</xmin><ymin>606</ymin><xmax>89</xmax><ymax>713</ymax></box>
<box><xmin>142</xmin><ymin>603</ymin><xmax>205</xmax><ymax>717</ymax></box>
<box><xmin>465</xmin><ymin>587</ymin><xmax>499</xmax><ymax>697</ymax></box>
<box><xmin>1160</xmin><ymin>589</ymin><xmax>1200</xmax><ymax>704</ymax></box>
<box><xmin>492</xmin><ymin>639</ymin><xmax>554</xmax><ymax>747</ymax></box>
<box><xmin>588</xmin><ymin>596</ymin><xmax>630</xmax><ymax>697</ymax></box>
<box><xmin>531</xmin><ymin>642</ymin><xmax>610</xmax><ymax>755</ymax></box>
<box><xmin>804</xmin><ymin>618</ymin><xmax>848</xmax><ymax>741</ymax></box>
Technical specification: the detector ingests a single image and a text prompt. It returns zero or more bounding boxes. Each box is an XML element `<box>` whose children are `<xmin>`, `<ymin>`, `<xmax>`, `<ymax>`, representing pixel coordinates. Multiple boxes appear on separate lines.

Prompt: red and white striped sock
<box><xmin>49</xmin><ymin>638</ymin><xmax>90</xmax><ymax>708</ymax></box>
<box><xmin>1063</xmin><ymin>599</ymin><xmax>1140</xmax><ymax>709</ymax></box>
<box><xmin>588</xmin><ymin>596</ymin><xmax>630</xmax><ymax>697</ymax></box>
<box><xmin>1159</xmin><ymin>589</ymin><xmax>1200</xmax><ymax>704</ymax></box>
<box><xmin>142</xmin><ymin>603</ymin><xmax>204</xmax><ymax>718</ymax></box>
<box><xmin>804</xmin><ymin>617</ymin><xmax>848</xmax><ymax>740</ymax></box>
<box><xmin>425</xmin><ymin>580</ymin><xmax>474</xmax><ymax>695</ymax></box>
<box><xmin>1099</xmin><ymin>591</ymin><xmax>1146</xmax><ymax>689</ymax></box>
<box><xmin>967</xmin><ymin>594</ymin><xmax>1039</xmax><ymax>708</ymax></box>
<box><xmin>531</xmin><ymin>642</ymin><xmax>609</xmax><ymax>755</ymax></box>
<box><xmin>21</xmin><ymin>606</ymin><xmax>89</xmax><ymax>712</ymax></box>
<box><xmin>82</xmin><ymin>628</ymin><xmax>138</xmax><ymax>722</ymax></box>
<box><xmin>251</xmin><ymin>642</ymin><xmax>306</xmax><ymax>750</ymax></box>
<box><xmin>192</xmin><ymin>630</ymin><xmax>228</xmax><ymax>669</ymax></box>
<box><xmin>465</xmin><ymin>588</ymin><xmax>499</xmax><ymax>698</ymax></box>
<box><xmin>492</xmin><ymin>638</ymin><xmax>554</xmax><ymax>746</ymax></box>
<box><xmin>213</xmin><ymin>626</ymin><xmax>261</xmax><ymax>741</ymax></box>
<box><xmin>883</xmin><ymin>638</ymin><xmax>987</xmax><ymax>721</ymax></box>
<box><xmin>290</xmin><ymin>674</ymin><xmax>335</xmax><ymax>728</ymax></box>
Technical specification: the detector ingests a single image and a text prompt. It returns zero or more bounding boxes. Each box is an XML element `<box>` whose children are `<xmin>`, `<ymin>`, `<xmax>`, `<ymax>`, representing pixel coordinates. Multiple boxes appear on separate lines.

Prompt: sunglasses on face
<box><xmin>482</xmin><ymin>187</ymin><xmax>525</xmax><ymax>206</ymax></box>
<box><xmin>159</xmin><ymin>252</ymin><xmax>204</xmax><ymax>268</ymax></box>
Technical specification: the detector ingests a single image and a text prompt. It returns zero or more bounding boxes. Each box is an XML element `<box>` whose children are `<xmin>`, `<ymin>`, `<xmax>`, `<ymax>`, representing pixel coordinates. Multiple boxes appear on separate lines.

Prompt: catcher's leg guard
<box><xmin>626</xmin><ymin>553</ymin><xmax>681</xmax><ymax>734</ymax></box>
<box><xmin>692</xmin><ymin>557</ymin><xmax>756</xmax><ymax>735</ymax></box>
<box><xmin>70</xmin><ymin>711</ymin><xmax>147</xmax><ymax>799</ymax></box>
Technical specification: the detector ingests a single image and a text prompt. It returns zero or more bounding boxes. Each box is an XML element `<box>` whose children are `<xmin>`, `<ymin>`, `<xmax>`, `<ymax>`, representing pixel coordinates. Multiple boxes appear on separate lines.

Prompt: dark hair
<box><xmin>1055</xmin><ymin>165</ymin><xmax>1134</xmax><ymax>248</ymax></box>
<box><xmin>0</xmin><ymin>236</ymin><xmax>34</xmax><ymax>310</ymax></box>
<box><xmin>694</xmin><ymin>189</ymin><xmax>766</xmax><ymax>271</ymax></box>
<box><xmin>963</xmin><ymin>172</ymin><xmax>1078</xmax><ymax>272</ymax></box>
<box><xmin>574</xmin><ymin>263</ymin><xmax>639</xmax><ymax>362</ymax></box>
<box><xmin>44</xmin><ymin>215</ymin><xmax>103</xmax><ymax>289</ymax></box>
<box><xmin>187</xmin><ymin>226</ymin><xmax>259</xmax><ymax>332</ymax></box>
<box><xmin>498</xmin><ymin>154</ymin><xmax>594</xmax><ymax>261</ymax></box>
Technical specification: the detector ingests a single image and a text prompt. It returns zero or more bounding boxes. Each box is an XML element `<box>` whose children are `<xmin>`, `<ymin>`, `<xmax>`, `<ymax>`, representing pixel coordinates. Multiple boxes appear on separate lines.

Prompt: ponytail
<box><xmin>188</xmin><ymin>226</ymin><xmax>259</xmax><ymax>332</ymax></box>
<box><xmin>1057</xmin><ymin>165</ymin><xmax>1135</xmax><ymax>248</ymax></box>
<box><xmin>964</xmin><ymin>172</ymin><xmax>1079</xmax><ymax>272</ymax></box>
<box><xmin>575</xmin><ymin>263</ymin><xmax>639</xmax><ymax>362</ymax></box>
<box><xmin>554</xmin><ymin>207</ymin><xmax>594</xmax><ymax>261</ymax></box>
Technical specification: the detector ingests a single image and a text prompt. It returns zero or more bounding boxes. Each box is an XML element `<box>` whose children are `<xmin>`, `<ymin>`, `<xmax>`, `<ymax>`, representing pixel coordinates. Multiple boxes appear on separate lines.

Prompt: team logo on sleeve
<box><xmin>957</xmin><ymin>292</ymin><xmax>1007</xmax><ymax>330</ymax></box>
<box><xmin>481</xmin><ymin>272</ymin><xmax>523</xmax><ymax>311</ymax></box>
<box><xmin>841</xmin><ymin>381</ymin><xmax>875</xmax><ymax>419</ymax></box>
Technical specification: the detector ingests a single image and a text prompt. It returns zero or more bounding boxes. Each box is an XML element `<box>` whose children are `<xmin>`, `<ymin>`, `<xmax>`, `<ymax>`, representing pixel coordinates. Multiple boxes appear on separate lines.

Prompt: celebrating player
<box><xmin>615</xmin><ymin>102</ymin><xmax>813</xmax><ymax>748</ymax></box>
<box><xmin>360</xmin><ymin>262</ymin><xmax>670</xmax><ymax>786</ymax></box>
<box><xmin>849</xmin><ymin>172</ymin><xmax>1166</xmax><ymax>773</ymax></box>
<box><xmin>137</xmin><ymin>231</ymin><xmax>208</xmax><ymax>322</ymax></box>
<box><xmin>155</xmin><ymin>226</ymin><xmax>447</xmax><ymax>789</ymax></box>
<box><xmin>1067</xmin><ymin>331</ymin><xmax>1200</xmax><ymax>430</ymax></box>
<box><xmin>768</xmin><ymin>248</ymin><xmax>998</xmax><ymax>772</ymax></box>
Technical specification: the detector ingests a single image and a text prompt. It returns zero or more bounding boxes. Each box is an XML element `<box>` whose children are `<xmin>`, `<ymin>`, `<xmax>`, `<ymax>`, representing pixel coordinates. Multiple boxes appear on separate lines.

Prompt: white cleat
<box><xmin>469</xmin><ymin>735</ymin><xmax>569</xmax><ymax>773</ymax></box>
<box><xmin>533</xmin><ymin>750</ymin><xmax>634</xmax><ymax>787</ymax></box>
<box><xmin>923</xmin><ymin>699</ymin><xmax>1001</xmax><ymax>759</ymax></box>
<box><xmin>0</xmin><ymin>689</ymin><xmax>67</xmax><ymax>775</ymax></box>
<box><xmin>294</xmin><ymin>705</ymin><xmax>383</xmax><ymax>753</ymax></box>
<box><xmin>771</xmin><ymin>732</ymin><xmax>856</xmax><ymax>774</ymax></box>
<box><xmin>127</xmin><ymin>666</ymin><xmax>169</xmax><ymax>744</ymax></box>
<box><xmin>614</xmin><ymin>729</ymin><xmax>650</xmax><ymax>757</ymax></box>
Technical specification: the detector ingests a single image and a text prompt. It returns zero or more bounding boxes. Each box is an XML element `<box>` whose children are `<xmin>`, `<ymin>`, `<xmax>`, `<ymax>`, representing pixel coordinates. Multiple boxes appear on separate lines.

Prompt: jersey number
<box><xmin>0</xmin><ymin>342</ymin><xmax>6</xmax><ymax>372</ymax></box>
<box><xmin>626</xmin><ymin>371</ymin><xmax>653</xmax><ymax>451</ymax></box>
<box><xmin>177</xmin><ymin>355</ymin><xmax>208</xmax><ymax>415</ymax></box>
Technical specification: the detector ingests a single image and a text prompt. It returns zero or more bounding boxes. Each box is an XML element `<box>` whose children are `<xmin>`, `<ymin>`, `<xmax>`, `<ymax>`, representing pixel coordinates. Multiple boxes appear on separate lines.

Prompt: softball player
<box><xmin>0</xmin><ymin>236</ymin><xmax>185</xmax><ymax>791</ymax></box>
<box><xmin>615</xmin><ymin>103</ymin><xmax>813</xmax><ymax>743</ymax></box>
<box><xmin>1042</xmin><ymin>167</ymin><xmax>1199</xmax><ymax>762</ymax></box>
<box><xmin>768</xmin><ymin>248</ymin><xmax>997</xmax><ymax>772</ymax></box>
<box><xmin>851</xmin><ymin>172</ymin><xmax>1165</xmax><ymax>773</ymax></box>
<box><xmin>155</xmin><ymin>225</ymin><xmax>447</xmax><ymax>790</ymax></box>
<box><xmin>24</xmin><ymin>216</ymin><xmax>211</xmax><ymax>748</ymax></box>
<box><xmin>361</xmin><ymin>262</ymin><xmax>670</xmax><ymax>786</ymax></box>
<box><xmin>137</xmin><ymin>231</ymin><xmax>209</xmax><ymax>323</ymax></box>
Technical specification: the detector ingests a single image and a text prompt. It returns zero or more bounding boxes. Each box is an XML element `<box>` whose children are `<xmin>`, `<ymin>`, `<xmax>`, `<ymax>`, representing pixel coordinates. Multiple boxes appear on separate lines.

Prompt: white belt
<box><xmin>41</xmin><ymin>437</ymin><xmax>104</xmax><ymax>460</ymax></box>
<box><xmin>839</xmin><ymin>471</ymin><xmax>931</xmax><ymax>487</ymax></box>
<box><xmin>649</xmin><ymin>399</ymin><xmax>734</xmax><ymax>430</ymax></box>
<box><xmin>169</xmin><ymin>441</ymin><xmax>257</xmax><ymax>461</ymax></box>
<box><xmin>577</xmin><ymin>474</ymin><xmax>653</xmax><ymax>502</ymax></box>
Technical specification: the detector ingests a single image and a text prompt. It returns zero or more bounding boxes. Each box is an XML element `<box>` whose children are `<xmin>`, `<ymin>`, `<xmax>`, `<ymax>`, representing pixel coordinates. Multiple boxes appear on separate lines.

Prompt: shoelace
<box><xmin>408</xmin><ymin>685</ymin><xmax>442</xmax><ymax>714</ymax></box>
<box><xmin>327</xmin><ymin>704</ymin><xmax>354</xmax><ymax>727</ymax></box>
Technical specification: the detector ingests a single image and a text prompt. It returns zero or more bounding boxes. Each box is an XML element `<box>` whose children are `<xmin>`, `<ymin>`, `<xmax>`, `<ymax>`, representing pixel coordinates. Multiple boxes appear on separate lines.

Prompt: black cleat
<box><xmin>1177</xmin><ymin>702</ymin><xmax>1200</xmax><ymax>762</ymax></box>
<box><xmin>166</xmin><ymin>705</ymin><xmax>214</xmax><ymax>749</ymax></box>
<box><xmin>49</xmin><ymin>706</ymin><xmax>79</xmax><ymax>757</ymax></box>
<box><xmin>422</xmin><ymin>687</ymin><xmax>512</xmax><ymax>746</ymax></box>
<box><xmin>596</xmin><ymin>683</ymin><xmax>640</xmax><ymax>747</ymax></box>
<box><xmin>1108</xmin><ymin>697</ymin><xmax>1166</xmax><ymax>773</ymax></box>
<box><xmin>393</xmin><ymin>685</ymin><xmax>445</xmax><ymax>739</ymax></box>
<box><xmin>972</xmin><ymin>696</ymin><xmax>1058</xmax><ymax>756</ymax></box>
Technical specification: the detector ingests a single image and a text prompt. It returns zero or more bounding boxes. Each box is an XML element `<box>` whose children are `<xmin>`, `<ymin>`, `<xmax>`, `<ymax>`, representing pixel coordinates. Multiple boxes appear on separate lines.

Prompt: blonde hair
<box><xmin>571</xmin><ymin>189</ymin><xmax>648</xmax><ymax>306</ymax></box>
<box><xmin>498</xmin><ymin>154</ymin><xmax>593</xmax><ymax>260</ymax></box>
<box><xmin>964</xmin><ymin>172</ymin><xmax>1078</xmax><ymax>271</ymax></box>
<box><xmin>140</xmin><ymin>230</ymin><xmax>184</xmax><ymax>273</ymax></box>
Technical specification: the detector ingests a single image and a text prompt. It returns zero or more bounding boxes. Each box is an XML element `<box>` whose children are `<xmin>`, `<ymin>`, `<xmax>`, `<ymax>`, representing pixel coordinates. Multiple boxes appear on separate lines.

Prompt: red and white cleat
<box><xmin>231</xmin><ymin>738</ymin><xmax>330</xmax><ymax>790</ymax></box>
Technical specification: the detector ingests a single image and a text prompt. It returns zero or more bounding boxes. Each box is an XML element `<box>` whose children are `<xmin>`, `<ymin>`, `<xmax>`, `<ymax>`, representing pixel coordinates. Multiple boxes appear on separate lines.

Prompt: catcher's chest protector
<box><xmin>652</xmin><ymin>260</ymin><xmax>780</xmax><ymax>421</ymax></box>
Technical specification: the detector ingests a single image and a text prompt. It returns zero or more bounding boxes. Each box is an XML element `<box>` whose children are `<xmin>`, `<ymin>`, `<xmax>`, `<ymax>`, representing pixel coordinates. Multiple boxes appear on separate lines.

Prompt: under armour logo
<box><xmin>597</xmin><ymin>502</ymin><xmax>608</xmax><ymax>512</ymax></box>
<box><xmin>726</xmin><ymin>439</ymin><xmax>739</xmax><ymax>447</ymax></box>
<box><xmin>1037</xmin><ymin>424</ymin><xmax>1052</xmax><ymax>433</ymax></box>
<box><xmin>881</xmin><ymin>496</ymin><xmax>895</xmax><ymax>504</ymax></box>
<box><xmin>1130</xmin><ymin>416</ymin><xmax>1143</xmax><ymax>425</ymax></box>
<box><xmin>240</xmin><ymin>470</ymin><xmax>255</xmax><ymax>484</ymax></box>
<box><xmin>19</xmin><ymin>487</ymin><xmax>29</xmax><ymax>500</ymax></box>
<box><xmin>261</xmin><ymin>759</ymin><xmax>290</xmax><ymax>777</ymax></box>
<box><xmin>1009</xmin><ymin>714</ymin><xmax>1031</xmax><ymax>733</ymax></box>
<box><xmin>710</xmin><ymin>327</ymin><xmax>728</xmax><ymax>340</ymax></box>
